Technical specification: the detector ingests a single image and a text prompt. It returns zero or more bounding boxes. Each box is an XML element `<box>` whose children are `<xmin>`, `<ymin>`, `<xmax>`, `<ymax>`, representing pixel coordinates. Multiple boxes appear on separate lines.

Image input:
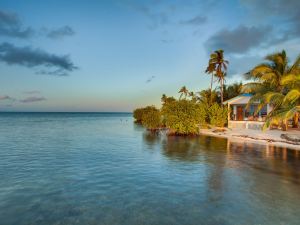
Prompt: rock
<box><xmin>212</xmin><ymin>128</ymin><xmax>228</xmax><ymax>133</ymax></box>
<box><xmin>280</xmin><ymin>134</ymin><xmax>300</xmax><ymax>142</ymax></box>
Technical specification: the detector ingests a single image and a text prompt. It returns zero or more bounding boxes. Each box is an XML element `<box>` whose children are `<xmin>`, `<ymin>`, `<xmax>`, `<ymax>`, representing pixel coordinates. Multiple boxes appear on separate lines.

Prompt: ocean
<box><xmin>0</xmin><ymin>112</ymin><xmax>300</xmax><ymax>225</ymax></box>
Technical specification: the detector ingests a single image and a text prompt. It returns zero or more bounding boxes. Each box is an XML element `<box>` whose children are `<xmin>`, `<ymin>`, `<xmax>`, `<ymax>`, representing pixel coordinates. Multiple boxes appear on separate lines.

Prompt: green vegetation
<box><xmin>133</xmin><ymin>108</ymin><xmax>144</xmax><ymax>123</ymax></box>
<box><xmin>134</xmin><ymin>48</ymin><xmax>300</xmax><ymax>134</ymax></box>
<box><xmin>134</xmin><ymin>80</ymin><xmax>244</xmax><ymax>134</ymax></box>
<box><xmin>243</xmin><ymin>50</ymin><xmax>300</xmax><ymax>130</ymax></box>
<box><xmin>205</xmin><ymin>50</ymin><xmax>229</xmax><ymax>105</ymax></box>
<box><xmin>161</xmin><ymin>99</ymin><xmax>207</xmax><ymax>135</ymax></box>
<box><xmin>178</xmin><ymin>86</ymin><xmax>189</xmax><ymax>100</ymax></box>
<box><xmin>141</xmin><ymin>106</ymin><xmax>161</xmax><ymax>130</ymax></box>
<box><xmin>208</xmin><ymin>103</ymin><xmax>228</xmax><ymax>127</ymax></box>
<box><xmin>133</xmin><ymin>106</ymin><xmax>161</xmax><ymax>128</ymax></box>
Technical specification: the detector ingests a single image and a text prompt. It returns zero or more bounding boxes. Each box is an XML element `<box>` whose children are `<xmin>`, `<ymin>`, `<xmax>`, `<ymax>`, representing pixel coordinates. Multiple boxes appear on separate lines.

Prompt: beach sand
<box><xmin>199</xmin><ymin>128</ymin><xmax>300</xmax><ymax>150</ymax></box>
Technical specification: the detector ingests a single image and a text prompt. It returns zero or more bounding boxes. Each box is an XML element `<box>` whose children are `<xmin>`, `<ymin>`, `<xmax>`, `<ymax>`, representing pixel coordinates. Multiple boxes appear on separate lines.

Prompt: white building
<box><xmin>223</xmin><ymin>94</ymin><xmax>272</xmax><ymax>130</ymax></box>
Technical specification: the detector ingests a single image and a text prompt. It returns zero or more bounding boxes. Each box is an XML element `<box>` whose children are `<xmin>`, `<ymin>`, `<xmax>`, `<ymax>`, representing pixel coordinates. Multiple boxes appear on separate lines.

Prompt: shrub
<box><xmin>162</xmin><ymin>100</ymin><xmax>207</xmax><ymax>135</ymax></box>
<box><xmin>208</xmin><ymin>103</ymin><xmax>228</xmax><ymax>127</ymax></box>
<box><xmin>133</xmin><ymin>108</ymin><xmax>144</xmax><ymax>123</ymax></box>
<box><xmin>141</xmin><ymin>106</ymin><xmax>161</xmax><ymax>130</ymax></box>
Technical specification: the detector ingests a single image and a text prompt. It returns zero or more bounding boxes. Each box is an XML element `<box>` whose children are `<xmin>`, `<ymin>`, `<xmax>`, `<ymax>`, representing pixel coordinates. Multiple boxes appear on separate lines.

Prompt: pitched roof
<box><xmin>223</xmin><ymin>93</ymin><xmax>253</xmax><ymax>105</ymax></box>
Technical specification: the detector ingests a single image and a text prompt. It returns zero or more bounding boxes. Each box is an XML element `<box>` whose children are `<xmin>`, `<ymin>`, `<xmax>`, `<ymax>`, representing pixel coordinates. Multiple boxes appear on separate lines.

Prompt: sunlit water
<box><xmin>0</xmin><ymin>113</ymin><xmax>300</xmax><ymax>225</ymax></box>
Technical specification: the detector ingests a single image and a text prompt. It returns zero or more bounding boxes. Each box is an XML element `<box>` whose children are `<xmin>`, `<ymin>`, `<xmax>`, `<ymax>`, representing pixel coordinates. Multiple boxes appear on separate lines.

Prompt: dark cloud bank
<box><xmin>0</xmin><ymin>9</ymin><xmax>77</xmax><ymax>76</ymax></box>
<box><xmin>0</xmin><ymin>9</ymin><xmax>34</xmax><ymax>38</ymax></box>
<box><xmin>0</xmin><ymin>42</ymin><xmax>77</xmax><ymax>76</ymax></box>
<box><xmin>205</xmin><ymin>25</ymin><xmax>273</xmax><ymax>54</ymax></box>
<box><xmin>205</xmin><ymin>0</ymin><xmax>300</xmax><ymax>55</ymax></box>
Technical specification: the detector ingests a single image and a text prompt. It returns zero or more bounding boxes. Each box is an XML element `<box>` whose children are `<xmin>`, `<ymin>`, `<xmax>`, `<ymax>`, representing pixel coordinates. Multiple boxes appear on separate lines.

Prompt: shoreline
<box><xmin>199</xmin><ymin>128</ymin><xmax>300</xmax><ymax>150</ymax></box>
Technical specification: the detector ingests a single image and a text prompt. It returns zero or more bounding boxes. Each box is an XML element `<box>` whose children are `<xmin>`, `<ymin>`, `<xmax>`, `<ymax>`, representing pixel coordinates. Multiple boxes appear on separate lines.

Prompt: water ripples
<box><xmin>0</xmin><ymin>113</ymin><xmax>300</xmax><ymax>225</ymax></box>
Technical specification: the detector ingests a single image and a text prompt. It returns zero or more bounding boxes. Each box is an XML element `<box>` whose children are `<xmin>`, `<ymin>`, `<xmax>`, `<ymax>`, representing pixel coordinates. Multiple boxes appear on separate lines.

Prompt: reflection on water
<box><xmin>0</xmin><ymin>113</ymin><xmax>300</xmax><ymax>225</ymax></box>
<box><xmin>161</xmin><ymin>135</ymin><xmax>228</xmax><ymax>161</ymax></box>
<box><xmin>142</xmin><ymin>131</ymin><xmax>300</xmax><ymax>225</ymax></box>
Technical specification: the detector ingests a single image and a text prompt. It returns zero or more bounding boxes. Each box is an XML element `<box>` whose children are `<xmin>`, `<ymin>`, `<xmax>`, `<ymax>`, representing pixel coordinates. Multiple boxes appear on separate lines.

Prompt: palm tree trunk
<box><xmin>220</xmin><ymin>78</ymin><xmax>224</xmax><ymax>105</ymax></box>
<box><xmin>282</xmin><ymin>119</ymin><xmax>288</xmax><ymax>131</ymax></box>
<box><xmin>210</xmin><ymin>74</ymin><xmax>213</xmax><ymax>106</ymax></box>
<box><xmin>292</xmin><ymin>113</ymin><xmax>299</xmax><ymax>128</ymax></box>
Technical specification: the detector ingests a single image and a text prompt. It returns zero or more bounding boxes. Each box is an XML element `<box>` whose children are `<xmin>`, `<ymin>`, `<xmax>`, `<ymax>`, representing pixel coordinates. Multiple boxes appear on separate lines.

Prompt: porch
<box><xmin>223</xmin><ymin>94</ymin><xmax>272</xmax><ymax>130</ymax></box>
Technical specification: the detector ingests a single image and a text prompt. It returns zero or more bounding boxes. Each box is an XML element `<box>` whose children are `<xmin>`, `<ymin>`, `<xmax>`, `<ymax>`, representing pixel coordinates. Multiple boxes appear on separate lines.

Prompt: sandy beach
<box><xmin>199</xmin><ymin>128</ymin><xmax>300</xmax><ymax>150</ymax></box>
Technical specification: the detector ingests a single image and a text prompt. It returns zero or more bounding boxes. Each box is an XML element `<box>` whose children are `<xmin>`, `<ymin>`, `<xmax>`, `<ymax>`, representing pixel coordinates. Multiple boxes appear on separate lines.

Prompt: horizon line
<box><xmin>0</xmin><ymin>111</ymin><xmax>133</xmax><ymax>113</ymax></box>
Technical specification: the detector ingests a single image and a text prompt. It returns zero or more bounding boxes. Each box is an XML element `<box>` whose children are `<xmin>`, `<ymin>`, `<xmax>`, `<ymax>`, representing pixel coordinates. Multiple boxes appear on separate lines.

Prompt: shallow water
<box><xmin>0</xmin><ymin>112</ymin><xmax>300</xmax><ymax>225</ymax></box>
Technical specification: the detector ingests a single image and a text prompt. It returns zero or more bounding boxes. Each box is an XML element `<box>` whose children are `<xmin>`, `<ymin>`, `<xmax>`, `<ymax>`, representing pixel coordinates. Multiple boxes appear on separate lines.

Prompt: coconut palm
<box><xmin>243</xmin><ymin>50</ymin><xmax>300</xmax><ymax>130</ymax></box>
<box><xmin>206</xmin><ymin>50</ymin><xmax>229</xmax><ymax>104</ymax></box>
<box><xmin>205</xmin><ymin>61</ymin><xmax>215</xmax><ymax>104</ymax></box>
<box><xmin>178</xmin><ymin>86</ymin><xmax>189</xmax><ymax>100</ymax></box>
<box><xmin>161</xmin><ymin>94</ymin><xmax>176</xmax><ymax>105</ymax></box>
<box><xmin>188</xmin><ymin>91</ymin><xmax>198</xmax><ymax>102</ymax></box>
<box><xmin>223</xmin><ymin>82</ymin><xmax>242</xmax><ymax>101</ymax></box>
<box><xmin>161</xmin><ymin>94</ymin><xmax>167</xmax><ymax>104</ymax></box>
<box><xmin>197</xmin><ymin>89</ymin><xmax>218</xmax><ymax>105</ymax></box>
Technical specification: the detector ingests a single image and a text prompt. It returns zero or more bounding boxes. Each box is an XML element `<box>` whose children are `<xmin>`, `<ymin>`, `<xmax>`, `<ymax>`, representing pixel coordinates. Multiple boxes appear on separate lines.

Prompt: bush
<box><xmin>161</xmin><ymin>100</ymin><xmax>207</xmax><ymax>135</ymax></box>
<box><xmin>133</xmin><ymin>108</ymin><xmax>144</xmax><ymax>123</ymax></box>
<box><xmin>208</xmin><ymin>103</ymin><xmax>228</xmax><ymax>127</ymax></box>
<box><xmin>141</xmin><ymin>106</ymin><xmax>161</xmax><ymax>130</ymax></box>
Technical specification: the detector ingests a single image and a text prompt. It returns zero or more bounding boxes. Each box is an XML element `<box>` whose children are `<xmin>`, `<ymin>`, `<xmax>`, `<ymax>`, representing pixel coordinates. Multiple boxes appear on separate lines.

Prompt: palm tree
<box><xmin>223</xmin><ymin>82</ymin><xmax>242</xmax><ymax>101</ymax></box>
<box><xmin>205</xmin><ymin>62</ymin><xmax>215</xmax><ymax>105</ymax></box>
<box><xmin>243</xmin><ymin>50</ymin><xmax>300</xmax><ymax>130</ymax></box>
<box><xmin>197</xmin><ymin>89</ymin><xmax>218</xmax><ymax>105</ymax></box>
<box><xmin>161</xmin><ymin>94</ymin><xmax>176</xmax><ymax>105</ymax></box>
<box><xmin>189</xmin><ymin>91</ymin><xmax>198</xmax><ymax>102</ymax></box>
<box><xmin>206</xmin><ymin>50</ymin><xmax>229</xmax><ymax>105</ymax></box>
<box><xmin>178</xmin><ymin>86</ymin><xmax>189</xmax><ymax>100</ymax></box>
<box><xmin>161</xmin><ymin>94</ymin><xmax>167</xmax><ymax>104</ymax></box>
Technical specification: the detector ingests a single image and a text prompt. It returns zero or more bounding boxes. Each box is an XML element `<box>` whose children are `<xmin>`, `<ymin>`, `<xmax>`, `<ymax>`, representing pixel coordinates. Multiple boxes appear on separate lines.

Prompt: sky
<box><xmin>0</xmin><ymin>0</ymin><xmax>299</xmax><ymax>112</ymax></box>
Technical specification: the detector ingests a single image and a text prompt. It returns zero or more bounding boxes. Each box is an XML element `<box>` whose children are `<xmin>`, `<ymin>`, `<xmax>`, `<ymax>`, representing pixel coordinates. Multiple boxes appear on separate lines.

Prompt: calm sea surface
<box><xmin>0</xmin><ymin>112</ymin><xmax>300</xmax><ymax>225</ymax></box>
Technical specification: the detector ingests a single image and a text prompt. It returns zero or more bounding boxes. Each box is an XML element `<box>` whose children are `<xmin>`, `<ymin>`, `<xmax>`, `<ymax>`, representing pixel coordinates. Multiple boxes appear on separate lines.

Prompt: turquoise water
<box><xmin>0</xmin><ymin>113</ymin><xmax>300</xmax><ymax>225</ymax></box>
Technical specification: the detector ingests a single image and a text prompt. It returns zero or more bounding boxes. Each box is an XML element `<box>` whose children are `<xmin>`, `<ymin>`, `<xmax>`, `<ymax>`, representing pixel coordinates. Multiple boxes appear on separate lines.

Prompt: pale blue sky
<box><xmin>0</xmin><ymin>0</ymin><xmax>299</xmax><ymax>111</ymax></box>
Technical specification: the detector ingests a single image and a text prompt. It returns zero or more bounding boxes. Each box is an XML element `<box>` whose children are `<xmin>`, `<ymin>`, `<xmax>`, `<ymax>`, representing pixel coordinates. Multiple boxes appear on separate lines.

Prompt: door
<box><xmin>237</xmin><ymin>106</ymin><xmax>244</xmax><ymax>121</ymax></box>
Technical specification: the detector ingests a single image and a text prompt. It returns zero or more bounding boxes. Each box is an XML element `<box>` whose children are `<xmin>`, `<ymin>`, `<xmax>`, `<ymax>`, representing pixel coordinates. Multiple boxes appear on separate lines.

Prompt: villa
<box><xmin>223</xmin><ymin>94</ymin><xmax>272</xmax><ymax>130</ymax></box>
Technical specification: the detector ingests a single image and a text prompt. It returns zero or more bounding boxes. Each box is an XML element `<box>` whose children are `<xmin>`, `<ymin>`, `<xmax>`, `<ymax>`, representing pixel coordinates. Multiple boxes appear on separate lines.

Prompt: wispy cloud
<box><xmin>0</xmin><ymin>93</ymin><xmax>47</xmax><ymax>105</ymax></box>
<box><xmin>161</xmin><ymin>39</ymin><xmax>173</xmax><ymax>44</ymax></box>
<box><xmin>132</xmin><ymin>4</ymin><xmax>168</xmax><ymax>29</ymax></box>
<box><xmin>45</xmin><ymin>26</ymin><xmax>75</xmax><ymax>39</ymax></box>
<box><xmin>23</xmin><ymin>90</ymin><xmax>40</xmax><ymax>95</ymax></box>
<box><xmin>0</xmin><ymin>42</ymin><xmax>77</xmax><ymax>75</ymax></box>
<box><xmin>20</xmin><ymin>96</ymin><xmax>46</xmax><ymax>103</ymax></box>
<box><xmin>0</xmin><ymin>9</ymin><xmax>34</xmax><ymax>39</ymax></box>
<box><xmin>0</xmin><ymin>9</ymin><xmax>76</xmax><ymax>40</ymax></box>
<box><xmin>0</xmin><ymin>95</ymin><xmax>14</xmax><ymax>101</ymax></box>
<box><xmin>180</xmin><ymin>15</ymin><xmax>207</xmax><ymax>26</ymax></box>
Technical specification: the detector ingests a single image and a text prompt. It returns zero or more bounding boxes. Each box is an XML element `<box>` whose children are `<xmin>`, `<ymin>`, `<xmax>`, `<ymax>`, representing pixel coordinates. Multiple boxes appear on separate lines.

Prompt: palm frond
<box><xmin>264</xmin><ymin>92</ymin><xmax>284</xmax><ymax>109</ymax></box>
<box><xmin>259</xmin><ymin>72</ymin><xmax>277</xmax><ymax>83</ymax></box>
<box><xmin>263</xmin><ymin>105</ymin><xmax>300</xmax><ymax>129</ymax></box>
<box><xmin>283</xmin><ymin>89</ymin><xmax>300</xmax><ymax>105</ymax></box>
<box><xmin>250</xmin><ymin>64</ymin><xmax>273</xmax><ymax>78</ymax></box>
<box><xmin>281</xmin><ymin>74</ymin><xmax>300</xmax><ymax>87</ymax></box>
<box><xmin>288</xmin><ymin>54</ymin><xmax>300</xmax><ymax>74</ymax></box>
<box><xmin>241</xmin><ymin>82</ymin><xmax>264</xmax><ymax>93</ymax></box>
<box><xmin>245</xmin><ymin>93</ymin><xmax>263</xmax><ymax>109</ymax></box>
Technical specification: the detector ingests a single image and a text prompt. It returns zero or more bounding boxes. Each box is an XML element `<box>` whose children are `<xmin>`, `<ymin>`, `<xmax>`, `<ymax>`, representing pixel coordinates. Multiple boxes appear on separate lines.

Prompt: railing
<box><xmin>228</xmin><ymin>120</ymin><xmax>265</xmax><ymax>130</ymax></box>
